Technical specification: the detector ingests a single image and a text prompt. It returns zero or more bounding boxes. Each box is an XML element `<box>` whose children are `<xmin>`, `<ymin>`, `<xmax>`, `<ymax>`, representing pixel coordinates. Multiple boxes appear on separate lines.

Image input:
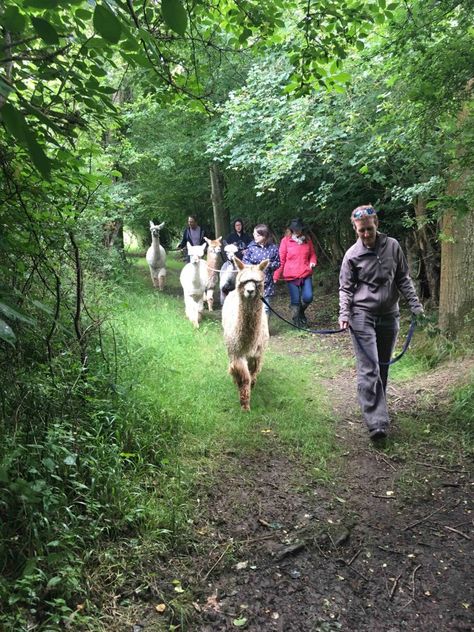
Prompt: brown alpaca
<box><xmin>221</xmin><ymin>257</ymin><xmax>269</xmax><ymax>411</ymax></box>
<box><xmin>204</xmin><ymin>236</ymin><xmax>222</xmax><ymax>311</ymax></box>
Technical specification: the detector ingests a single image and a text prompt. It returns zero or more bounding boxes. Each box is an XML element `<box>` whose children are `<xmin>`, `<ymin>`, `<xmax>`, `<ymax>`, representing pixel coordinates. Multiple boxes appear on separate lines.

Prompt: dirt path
<box><xmin>124</xmin><ymin>280</ymin><xmax>473</xmax><ymax>632</ymax></box>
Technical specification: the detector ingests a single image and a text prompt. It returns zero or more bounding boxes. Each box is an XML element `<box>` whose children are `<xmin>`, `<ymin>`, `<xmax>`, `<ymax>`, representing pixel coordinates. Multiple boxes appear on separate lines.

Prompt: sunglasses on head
<box><xmin>352</xmin><ymin>207</ymin><xmax>377</xmax><ymax>219</ymax></box>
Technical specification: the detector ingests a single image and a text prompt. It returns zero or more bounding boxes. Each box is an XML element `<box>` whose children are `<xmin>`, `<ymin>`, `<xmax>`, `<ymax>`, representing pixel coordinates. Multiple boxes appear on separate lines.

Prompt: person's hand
<box><xmin>412</xmin><ymin>310</ymin><xmax>427</xmax><ymax>326</ymax></box>
<box><xmin>339</xmin><ymin>319</ymin><xmax>349</xmax><ymax>330</ymax></box>
<box><xmin>309</xmin><ymin>262</ymin><xmax>316</xmax><ymax>269</ymax></box>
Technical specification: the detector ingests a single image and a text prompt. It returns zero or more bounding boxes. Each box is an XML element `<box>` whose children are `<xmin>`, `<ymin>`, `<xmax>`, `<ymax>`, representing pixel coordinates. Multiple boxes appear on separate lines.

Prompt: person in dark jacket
<box><xmin>177</xmin><ymin>215</ymin><xmax>207</xmax><ymax>262</ymax></box>
<box><xmin>225</xmin><ymin>218</ymin><xmax>252</xmax><ymax>261</ymax></box>
<box><xmin>338</xmin><ymin>205</ymin><xmax>424</xmax><ymax>443</ymax></box>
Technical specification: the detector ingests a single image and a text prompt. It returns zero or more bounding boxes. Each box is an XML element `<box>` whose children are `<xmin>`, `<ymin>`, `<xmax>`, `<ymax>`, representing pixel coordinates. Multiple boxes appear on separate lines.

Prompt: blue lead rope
<box><xmin>350</xmin><ymin>317</ymin><xmax>417</xmax><ymax>366</ymax></box>
<box><xmin>261</xmin><ymin>297</ymin><xmax>417</xmax><ymax>365</ymax></box>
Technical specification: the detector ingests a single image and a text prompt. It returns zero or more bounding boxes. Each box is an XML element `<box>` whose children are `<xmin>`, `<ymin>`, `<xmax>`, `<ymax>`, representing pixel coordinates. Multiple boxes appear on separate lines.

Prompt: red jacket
<box><xmin>274</xmin><ymin>235</ymin><xmax>317</xmax><ymax>282</ymax></box>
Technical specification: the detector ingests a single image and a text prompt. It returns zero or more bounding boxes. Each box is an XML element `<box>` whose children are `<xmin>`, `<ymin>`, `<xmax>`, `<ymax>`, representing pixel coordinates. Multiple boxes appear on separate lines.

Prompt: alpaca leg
<box><xmin>184</xmin><ymin>295</ymin><xmax>192</xmax><ymax>322</ymax></box>
<box><xmin>158</xmin><ymin>269</ymin><xmax>166</xmax><ymax>291</ymax></box>
<box><xmin>191</xmin><ymin>300</ymin><xmax>200</xmax><ymax>328</ymax></box>
<box><xmin>229</xmin><ymin>357</ymin><xmax>251</xmax><ymax>411</ymax></box>
<box><xmin>184</xmin><ymin>296</ymin><xmax>199</xmax><ymax>328</ymax></box>
<box><xmin>150</xmin><ymin>268</ymin><xmax>159</xmax><ymax>289</ymax></box>
<box><xmin>248</xmin><ymin>353</ymin><xmax>263</xmax><ymax>387</ymax></box>
<box><xmin>206</xmin><ymin>288</ymin><xmax>214</xmax><ymax>312</ymax></box>
<box><xmin>197</xmin><ymin>297</ymin><xmax>205</xmax><ymax>325</ymax></box>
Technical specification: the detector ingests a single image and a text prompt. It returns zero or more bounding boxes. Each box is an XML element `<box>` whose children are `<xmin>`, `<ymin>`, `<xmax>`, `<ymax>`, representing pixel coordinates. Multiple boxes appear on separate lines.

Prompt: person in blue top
<box><xmin>242</xmin><ymin>224</ymin><xmax>280</xmax><ymax>315</ymax></box>
<box><xmin>225</xmin><ymin>218</ymin><xmax>252</xmax><ymax>261</ymax></box>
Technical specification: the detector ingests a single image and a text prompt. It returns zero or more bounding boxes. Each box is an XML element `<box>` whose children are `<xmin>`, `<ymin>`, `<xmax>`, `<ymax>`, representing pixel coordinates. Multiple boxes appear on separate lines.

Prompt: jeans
<box><xmin>350</xmin><ymin>310</ymin><xmax>400</xmax><ymax>431</ymax></box>
<box><xmin>287</xmin><ymin>276</ymin><xmax>313</xmax><ymax>305</ymax></box>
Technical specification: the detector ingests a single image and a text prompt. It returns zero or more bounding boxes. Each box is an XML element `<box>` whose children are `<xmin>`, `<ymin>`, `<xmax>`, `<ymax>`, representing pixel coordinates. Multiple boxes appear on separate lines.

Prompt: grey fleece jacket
<box><xmin>339</xmin><ymin>232</ymin><xmax>423</xmax><ymax>320</ymax></box>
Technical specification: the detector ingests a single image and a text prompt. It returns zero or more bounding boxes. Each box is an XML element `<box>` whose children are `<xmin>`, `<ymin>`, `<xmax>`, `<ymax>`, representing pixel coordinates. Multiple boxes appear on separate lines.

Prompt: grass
<box><xmin>11</xmin><ymin>253</ymin><xmax>470</xmax><ymax>631</ymax></box>
<box><xmin>87</xmin><ymin>257</ymin><xmax>341</xmax><ymax>545</ymax></box>
<box><xmin>114</xmin><ymin>258</ymin><xmax>337</xmax><ymax>465</ymax></box>
<box><xmin>72</xmin><ymin>258</ymin><xmax>341</xmax><ymax>629</ymax></box>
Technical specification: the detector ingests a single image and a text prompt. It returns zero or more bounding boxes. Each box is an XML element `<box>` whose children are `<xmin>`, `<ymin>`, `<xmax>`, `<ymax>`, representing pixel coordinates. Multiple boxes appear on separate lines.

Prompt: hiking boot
<box><xmin>369</xmin><ymin>427</ymin><xmax>388</xmax><ymax>445</ymax></box>
<box><xmin>291</xmin><ymin>304</ymin><xmax>302</xmax><ymax>327</ymax></box>
<box><xmin>299</xmin><ymin>302</ymin><xmax>310</xmax><ymax>326</ymax></box>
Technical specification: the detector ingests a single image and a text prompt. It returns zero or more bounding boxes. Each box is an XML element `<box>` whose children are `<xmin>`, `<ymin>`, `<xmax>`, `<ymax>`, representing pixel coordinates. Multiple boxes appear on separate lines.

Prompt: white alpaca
<box><xmin>146</xmin><ymin>221</ymin><xmax>167</xmax><ymax>290</ymax></box>
<box><xmin>204</xmin><ymin>236</ymin><xmax>222</xmax><ymax>312</ymax></box>
<box><xmin>179</xmin><ymin>243</ymin><xmax>208</xmax><ymax>328</ymax></box>
<box><xmin>222</xmin><ymin>257</ymin><xmax>269</xmax><ymax>411</ymax></box>
<box><xmin>219</xmin><ymin>243</ymin><xmax>239</xmax><ymax>306</ymax></box>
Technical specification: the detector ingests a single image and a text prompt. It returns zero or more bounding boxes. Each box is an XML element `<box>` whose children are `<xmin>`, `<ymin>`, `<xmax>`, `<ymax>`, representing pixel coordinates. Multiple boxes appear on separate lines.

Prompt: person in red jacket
<box><xmin>274</xmin><ymin>218</ymin><xmax>317</xmax><ymax>326</ymax></box>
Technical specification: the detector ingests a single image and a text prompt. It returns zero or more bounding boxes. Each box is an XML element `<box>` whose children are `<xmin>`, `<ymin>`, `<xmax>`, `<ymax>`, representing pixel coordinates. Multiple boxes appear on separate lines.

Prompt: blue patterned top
<box><xmin>243</xmin><ymin>241</ymin><xmax>281</xmax><ymax>297</ymax></box>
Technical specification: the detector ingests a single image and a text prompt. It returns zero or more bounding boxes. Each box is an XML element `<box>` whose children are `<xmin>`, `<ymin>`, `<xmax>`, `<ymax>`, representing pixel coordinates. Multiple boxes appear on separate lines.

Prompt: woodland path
<box><xmin>122</xmin><ymin>264</ymin><xmax>473</xmax><ymax>632</ymax></box>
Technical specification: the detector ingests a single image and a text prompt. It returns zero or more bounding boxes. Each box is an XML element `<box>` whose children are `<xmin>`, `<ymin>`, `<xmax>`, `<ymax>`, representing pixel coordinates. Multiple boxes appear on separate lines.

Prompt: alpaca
<box><xmin>219</xmin><ymin>243</ymin><xmax>239</xmax><ymax>306</ymax></box>
<box><xmin>146</xmin><ymin>221</ymin><xmax>167</xmax><ymax>290</ymax></box>
<box><xmin>222</xmin><ymin>257</ymin><xmax>270</xmax><ymax>411</ymax></box>
<box><xmin>179</xmin><ymin>242</ymin><xmax>208</xmax><ymax>328</ymax></box>
<box><xmin>204</xmin><ymin>236</ymin><xmax>222</xmax><ymax>311</ymax></box>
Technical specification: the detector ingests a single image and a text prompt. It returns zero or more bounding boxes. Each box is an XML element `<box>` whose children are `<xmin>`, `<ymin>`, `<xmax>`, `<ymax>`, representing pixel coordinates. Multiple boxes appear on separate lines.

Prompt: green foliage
<box><xmin>161</xmin><ymin>0</ymin><xmax>188</xmax><ymax>36</ymax></box>
<box><xmin>112</xmin><ymin>99</ymin><xmax>214</xmax><ymax>236</ymax></box>
<box><xmin>1</xmin><ymin>0</ymin><xmax>474</xmax><ymax>628</ymax></box>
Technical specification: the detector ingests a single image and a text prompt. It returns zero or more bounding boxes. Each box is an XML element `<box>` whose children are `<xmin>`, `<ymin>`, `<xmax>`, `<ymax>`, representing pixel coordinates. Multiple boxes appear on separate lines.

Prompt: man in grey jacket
<box><xmin>338</xmin><ymin>205</ymin><xmax>424</xmax><ymax>442</ymax></box>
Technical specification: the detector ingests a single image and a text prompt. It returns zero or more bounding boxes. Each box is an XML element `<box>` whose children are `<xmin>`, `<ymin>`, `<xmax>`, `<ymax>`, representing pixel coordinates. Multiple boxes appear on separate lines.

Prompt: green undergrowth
<box><xmin>72</xmin><ymin>261</ymin><xmax>338</xmax><ymax>627</ymax></box>
<box><xmin>113</xmin><ymin>260</ymin><xmax>337</xmax><ymax>470</ymax></box>
<box><xmin>3</xmin><ymin>253</ymin><xmax>471</xmax><ymax>631</ymax></box>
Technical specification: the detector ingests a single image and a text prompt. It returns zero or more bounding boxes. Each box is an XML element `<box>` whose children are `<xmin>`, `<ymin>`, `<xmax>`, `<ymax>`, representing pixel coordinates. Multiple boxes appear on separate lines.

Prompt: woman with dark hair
<box><xmin>225</xmin><ymin>218</ymin><xmax>252</xmax><ymax>260</ymax></box>
<box><xmin>242</xmin><ymin>224</ymin><xmax>280</xmax><ymax>315</ymax></box>
<box><xmin>274</xmin><ymin>218</ymin><xmax>317</xmax><ymax>326</ymax></box>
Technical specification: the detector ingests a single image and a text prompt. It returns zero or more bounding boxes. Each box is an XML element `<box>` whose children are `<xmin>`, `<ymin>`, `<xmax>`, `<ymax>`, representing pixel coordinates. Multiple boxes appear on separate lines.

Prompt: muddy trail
<box><xmin>118</xmin><ymin>277</ymin><xmax>473</xmax><ymax>632</ymax></box>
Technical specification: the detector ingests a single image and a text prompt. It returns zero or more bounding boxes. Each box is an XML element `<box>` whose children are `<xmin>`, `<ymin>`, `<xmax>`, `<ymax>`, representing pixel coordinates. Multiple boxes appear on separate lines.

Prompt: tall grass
<box><xmin>113</xmin><ymin>260</ymin><xmax>337</xmax><ymax>467</ymax></box>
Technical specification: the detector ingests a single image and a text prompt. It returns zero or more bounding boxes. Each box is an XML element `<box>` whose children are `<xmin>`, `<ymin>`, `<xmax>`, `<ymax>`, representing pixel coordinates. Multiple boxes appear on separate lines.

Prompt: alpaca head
<box><xmin>234</xmin><ymin>258</ymin><xmax>269</xmax><ymax>300</ymax></box>
<box><xmin>149</xmin><ymin>220</ymin><xmax>165</xmax><ymax>238</ymax></box>
<box><xmin>187</xmin><ymin>242</ymin><xmax>206</xmax><ymax>263</ymax></box>
<box><xmin>224</xmin><ymin>243</ymin><xmax>239</xmax><ymax>261</ymax></box>
<box><xmin>204</xmin><ymin>236</ymin><xmax>222</xmax><ymax>255</ymax></box>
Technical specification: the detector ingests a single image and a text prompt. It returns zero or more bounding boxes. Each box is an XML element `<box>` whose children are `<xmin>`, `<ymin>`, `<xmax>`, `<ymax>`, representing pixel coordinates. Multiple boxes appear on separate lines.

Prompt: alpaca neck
<box><xmin>237</xmin><ymin>294</ymin><xmax>263</xmax><ymax>336</ymax></box>
<box><xmin>207</xmin><ymin>252</ymin><xmax>220</xmax><ymax>268</ymax></box>
<box><xmin>190</xmin><ymin>260</ymin><xmax>203</xmax><ymax>283</ymax></box>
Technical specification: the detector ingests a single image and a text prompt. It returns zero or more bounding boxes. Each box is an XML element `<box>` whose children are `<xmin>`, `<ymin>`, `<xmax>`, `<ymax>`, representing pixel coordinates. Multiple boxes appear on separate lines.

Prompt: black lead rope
<box><xmin>261</xmin><ymin>297</ymin><xmax>417</xmax><ymax>365</ymax></box>
<box><xmin>261</xmin><ymin>297</ymin><xmax>345</xmax><ymax>335</ymax></box>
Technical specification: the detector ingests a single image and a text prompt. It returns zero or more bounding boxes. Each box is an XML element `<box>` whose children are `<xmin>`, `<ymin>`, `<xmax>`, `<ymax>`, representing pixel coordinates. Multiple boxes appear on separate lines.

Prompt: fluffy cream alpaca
<box><xmin>222</xmin><ymin>257</ymin><xmax>269</xmax><ymax>411</ymax></box>
<box><xmin>145</xmin><ymin>221</ymin><xmax>167</xmax><ymax>290</ymax></box>
<box><xmin>179</xmin><ymin>243</ymin><xmax>208</xmax><ymax>328</ymax></box>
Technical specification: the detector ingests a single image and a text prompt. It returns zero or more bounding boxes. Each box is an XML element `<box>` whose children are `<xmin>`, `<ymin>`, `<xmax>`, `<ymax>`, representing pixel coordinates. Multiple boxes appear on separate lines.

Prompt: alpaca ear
<box><xmin>234</xmin><ymin>257</ymin><xmax>244</xmax><ymax>270</ymax></box>
<box><xmin>158</xmin><ymin>222</ymin><xmax>165</xmax><ymax>230</ymax></box>
<box><xmin>259</xmin><ymin>259</ymin><xmax>270</xmax><ymax>271</ymax></box>
<box><xmin>204</xmin><ymin>237</ymin><xmax>211</xmax><ymax>245</ymax></box>
<box><xmin>149</xmin><ymin>220</ymin><xmax>154</xmax><ymax>228</ymax></box>
<box><xmin>186</xmin><ymin>241</ymin><xmax>192</xmax><ymax>252</ymax></box>
<box><xmin>217</xmin><ymin>236</ymin><xmax>222</xmax><ymax>242</ymax></box>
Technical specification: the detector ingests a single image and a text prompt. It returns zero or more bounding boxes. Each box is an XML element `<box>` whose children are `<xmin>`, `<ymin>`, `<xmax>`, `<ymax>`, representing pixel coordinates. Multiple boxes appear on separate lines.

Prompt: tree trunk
<box><xmin>103</xmin><ymin>219</ymin><xmax>124</xmax><ymax>250</ymax></box>
<box><xmin>438</xmin><ymin>80</ymin><xmax>474</xmax><ymax>334</ymax></box>
<box><xmin>438</xmin><ymin>202</ymin><xmax>474</xmax><ymax>334</ymax></box>
<box><xmin>413</xmin><ymin>197</ymin><xmax>439</xmax><ymax>305</ymax></box>
<box><xmin>405</xmin><ymin>233</ymin><xmax>422</xmax><ymax>298</ymax></box>
<box><xmin>210</xmin><ymin>162</ymin><xmax>229</xmax><ymax>239</ymax></box>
